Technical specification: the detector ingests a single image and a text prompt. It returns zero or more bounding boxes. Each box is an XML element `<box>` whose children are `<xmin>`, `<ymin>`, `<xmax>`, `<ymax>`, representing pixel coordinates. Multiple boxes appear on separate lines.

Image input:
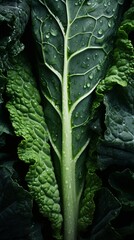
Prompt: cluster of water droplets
<box><xmin>74</xmin><ymin>0</ymin><xmax>83</xmax><ymax>6</ymax></box>
<box><xmin>45</xmin><ymin>28</ymin><xmax>58</xmax><ymax>39</ymax></box>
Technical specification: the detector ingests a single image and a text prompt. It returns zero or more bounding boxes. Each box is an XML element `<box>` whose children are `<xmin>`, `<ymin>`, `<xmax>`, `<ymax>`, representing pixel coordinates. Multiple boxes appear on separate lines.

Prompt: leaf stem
<box><xmin>61</xmin><ymin>26</ymin><xmax>78</xmax><ymax>240</ymax></box>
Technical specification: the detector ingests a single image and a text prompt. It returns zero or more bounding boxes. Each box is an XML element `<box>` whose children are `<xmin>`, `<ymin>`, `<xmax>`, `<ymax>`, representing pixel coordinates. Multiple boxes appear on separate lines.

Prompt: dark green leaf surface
<box><xmin>0</xmin><ymin>0</ymin><xmax>30</xmax><ymax>70</ymax></box>
<box><xmin>97</xmin><ymin>3</ymin><xmax>134</xmax><ymax>170</ymax></box>
<box><xmin>31</xmin><ymin>0</ymin><xmax>125</xmax><ymax>161</ymax></box>
<box><xmin>31</xmin><ymin>1</ymin><xmax>125</xmax><ymax>238</ymax></box>
<box><xmin>4</xmin><ymin>0</ymin><xmax>133</xmax><ymax>239</ymax></box>
<box><xmin>0</xmin><ymin>164</ymin><xmax>33</xmax><ymax>240</ymax></box>
<box><xmin>109</xmin><ymin>169</ymin><xmax>134</xmax><ymax>209</ymax></box>
<box><xmin>90</xmin><ymin>188</ymin><xmax>121</xmax><ymax>240</ymax></box>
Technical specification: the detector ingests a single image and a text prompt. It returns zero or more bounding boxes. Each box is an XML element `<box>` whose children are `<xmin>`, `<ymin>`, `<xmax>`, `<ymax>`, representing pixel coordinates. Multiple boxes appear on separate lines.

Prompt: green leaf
<box><xmin>5</xmin><ymin>0</ymin><xmax>129</xmax><ymax>239</ymax></box>
<box><xmin>108</xmin><ymin>168</ymin><xmax>134</xmax><ymax>239</ymax></box>
<box><xmin>97</xmin><ymin>2</ymin><xmax>134</xmax><ymax>170</ymax></box>
<box><xmin>0</xmin><ymin>164</ymin><xmax>33</xmax><ymax>240</ymax></box>
<box><xmin>109</xmin><ymin>169</ymin><xmax>134</xmax><ymax>210</ymax></box>
<box><xmin>90</xmin><ymin>1</ymin><xmax>134</xmax><ymax>120</ymax></box>
<box><xmin>0</xmin><ymin>72</ymin><xmax>13</xmax><ymax>152</ymax></box>
<box><xmin>0</xmin><ymin>0</ymin><xmax>30</xmax><ymax>70</ymax></box>
<box><xmin>78</xmin><ymin>161</ymin><xmax>101</xmax><ymax>232</ymax></box>
<box><xmin>6</xmin><ymin>53</ymin><xmax>62</xmax><ymax>239</ymax></box>
<box><xmin>90</xmin><ymin>188</ymin><xmax>121</xmax><ymax>240</ymax></box>
<box><xmin>31</xmin><ymin>1</ymin><xmax>125</xmax><ymax>239</ymax></box>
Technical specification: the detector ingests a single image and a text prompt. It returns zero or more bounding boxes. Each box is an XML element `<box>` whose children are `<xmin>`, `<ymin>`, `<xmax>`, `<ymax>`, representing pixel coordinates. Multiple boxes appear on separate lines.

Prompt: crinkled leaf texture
<box><xmin>78</xmin><ymin>161</ymin><xmax>102</xmax><ymax>232</ymax></box>
<box><xmin>97</xmin><ymin>1</ymin><xmax>134</xmax><ymax>170</ymax></box>
<box><xmin>92</xmin><ymin>3</ymin><xmax>134</xmax><ymax>239</ymax></box>
<box><xmin>6</xmin><ymin>0</ymin><xmax>129</xmax><ymax>239</ymax></box>
<box><xmin>6</xmin><ymin>54</ymin><xmax>62</xmax><ymax>239</ymax></box>
<box><xmin>0</xmin><ymin>0</ymin><xmax>30</xmax><ymax>70</ymax></box>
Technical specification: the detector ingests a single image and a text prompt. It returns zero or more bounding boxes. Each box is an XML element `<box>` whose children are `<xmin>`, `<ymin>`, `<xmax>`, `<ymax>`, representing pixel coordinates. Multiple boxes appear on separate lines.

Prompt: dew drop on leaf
<box><xmin>68</xmin><ymin>100</ymin><xmax>72</xmax><ymax>105</ymax></box>
<box><xmin>98</xmin><ymin>29</ymin><xmax>103</xmax><ymax>36</ymax></box>
<box><xmin>75</xmin><ymin>112</ymin><xmax>79</xmax><ymax>118</ymax></box>
<box><xmin>50</xmin><ymin>28</ymin><xmax>58</xmax><ymax>37</ymax></box>
<box><xmin>89</xmin><ymin>74</ymin><xmax>93</xmax><ymax>79</ymax></box>
<box><xmin>108</xmin><ymin>20</ymin><xmax>112</xmax><ymax>28</ymax></box>
<box><xmin>46</xmin><ymin>34</ymin><xmax>50</xmax><ymax>39</ymax></box>
<box><xmin>81</xmin><ymin>61</ymin><xmax>87</xmax><ymax>69</ymax></box>
<box><xmin>86</xmin><ymin>83</ymin><xmax>90</xmax><ymax>87</ymax></box>
<box><xmin>87</xmin><ymin>1</ymin><xmax>92</xmax><ymax>6</ymax></box>
<box><xmin>97</xmin><ymin>65</ymin><xmax>101</xmax><ymax>71</ymax></box>
<box><xmin>99</xmin><ymin>19</ymin><xmax>103</xmax><ymax>24</ymax></box>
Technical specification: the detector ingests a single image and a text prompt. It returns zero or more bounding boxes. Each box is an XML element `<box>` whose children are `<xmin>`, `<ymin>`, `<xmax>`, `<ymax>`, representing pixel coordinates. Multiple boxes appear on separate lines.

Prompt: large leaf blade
<box><xmin>31</xmin><ymin>1</ymin><xmax>126</xmax><ymax>239</ymax></box>
<box><xmin>31</xmin><ymin>0</ymin><xmax>125</xmax><ymax>160</ymax></box>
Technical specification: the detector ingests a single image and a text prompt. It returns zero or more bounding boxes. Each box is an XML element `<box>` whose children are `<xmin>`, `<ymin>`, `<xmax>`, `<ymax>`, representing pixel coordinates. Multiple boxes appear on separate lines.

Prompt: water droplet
<box><xmin>93</xmin><ymin>53</ymin><xmax>98</xmax><ymax>60</ymax></box>
<box><xmin>98</xmin><ymin>29</ymin><xmax>103</xmax><ymax>36</ymax></box>
<box><xmin>81</xmin><ymin>61</ymin><xmax>87</xmax><ymax>69</ymax></box>
<box><xmin>122</xmin><ymin>120</ymin><xmax>126</xmax><ymax>126</ymax></box>
<box><xmin>86</xmin><ymin>82</ymin><xmax>90</xmax><ymax>87</ymax></box>
<box><xmin>75</xmin><ymin>112</ymin><xmax>79</xmax><ymax>118</ymax></box>
<box><xmin>97</xmin><ymin>65</ymin><xmax>101</xmax><ymax>71</ymax></box>
<box><xmin>50</xmin><ymin>28</ymin><xmax>58</xmax><ymax>37</ymax></box>
<box><xmin>46</xmin><ymin>33</ymin><xmax>50</xmax><ymax>39</ymax></box>
<box><xmin>89</xmin><ymin>74</ymin><xmax>93</xmax><ymax>79</ymax></box>
<box><xmin>75</xmin><ymin>0</ymin><xmax>82</xmax><ymax>5</ymax></box>
<box><xmin>87</xmin><ymin>1</ymin><xmax>92</xmax><ymax>5</ymax></box>
<box><xmin>68</xmin><ymin>100</ymin><xmax>72</xmax><ymax>105</ymax></box>
<box><xmin>108</xmin><ymin>20</ymin><xmax>112</xmax><ymax>28</ymax></box>
<box><xmin>108</xmin><ymin>1</ymin><xmax>111</xmax><ymax>6</ymax></box>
